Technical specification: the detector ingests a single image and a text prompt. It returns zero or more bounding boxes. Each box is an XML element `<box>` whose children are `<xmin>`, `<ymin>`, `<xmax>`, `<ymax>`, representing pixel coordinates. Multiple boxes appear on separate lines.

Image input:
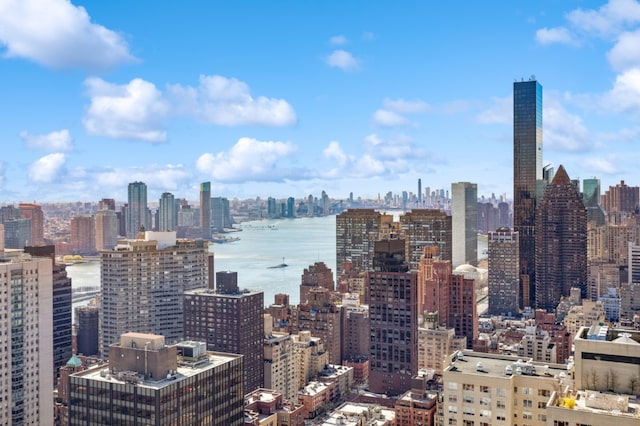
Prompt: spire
<box><xmin>550</xmin><ymin>164</ymin><xmax>571</xmax><ymax>186</ymax></box>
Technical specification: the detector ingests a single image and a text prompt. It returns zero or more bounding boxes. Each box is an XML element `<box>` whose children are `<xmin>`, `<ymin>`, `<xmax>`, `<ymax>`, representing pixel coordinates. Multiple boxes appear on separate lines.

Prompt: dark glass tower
<box><xmin>200</xmin><ymin>181</ymin><xmax>211</xmax><ymax>239</ymax></box>
<box><xmin>125</xmin><ymin>181</ymin><xmax>148</xmax><ymax>238</ymax></box>
<box><xmin>535</xmin><ymin>165</ymin><xmax>587</xmax><ymax>310</ymax></box>
<box><xmin>513</xmin><ymin>79</ymin><xmax>542</xmax><ymax>308</ymax></box>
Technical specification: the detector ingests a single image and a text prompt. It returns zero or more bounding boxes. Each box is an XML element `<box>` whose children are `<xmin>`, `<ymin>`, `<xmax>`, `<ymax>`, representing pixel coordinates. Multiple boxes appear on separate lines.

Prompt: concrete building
<box><xmin>244</xmin><ymin>388</ymin><xmax>305</xmax><ymax>426</ymax></box>
<box><xmin>263</xmin><ymin>316</ymin><xmax>299</xmax><ymax>401</ymax></box>
<box><xmin>417</xmin><ymin>246</ymin><xmax>451</xmax><ymax>323</ymax></box>
<box><xmin>291</xmin><ymin>331</ymin><xmax>329</xmax><ymax>391</ymax></box>
<box><xmin>449</xmin><ymin>272</ymin><xmax>478</xmax><ymax>349</ymax></box>
<box><xmin>546</xmin><ymin>389</ymin><xmax>640</xmax><ymax>426</ymax></box>
<box><xmin>441</xmin><ymin>350</ymin><xmax>569</xmax><ymax>426</ymax></box>
<box><xmin>0</xmin><ymin>251</ymin><xmax>53</xmax><ymax>425</ymax></box>
<box><xmin>100</xmin><ymin>232</ymin><xmax>209</xmax><ymax>357</ymax></box>
<box><xmin>488</xmin><ymin>227</ymin><xmax>520</xmax><ymax>315</ymax></box>
<box><xmin>299</xmin><ymin>261</ymin><xmax>335</xmax><ymax>304</ymax></box>
<box><xmin>394</xmin><ymin>371</ymin><xmax>438</xmax><ymax>426</ymax></box>
<box><xmin>19</xmin><ymin>202</ymin><xmax>44</xmax><ymax>245</ymax></box>
<box><xmin>451</xmin><ymin>182</ymin><xmax>478</xmax><ymax>267</ymax></box>
<box><xmin>183</xmin><ymin>271</ymin><xmax>264</xmax><ymax>395</ymax></box>
<box><xmin>336</xmin><ymin>209</ymin><xmax>393</xmax><ymax>277</ymax></box>
<box><xmin>602</xmin><ymin>180</ymin><xmax>639</xmax><ymax>215</ymax></box>
<box><xmin>400</xmin><ymin>209</ymin><xmax>452</xmax><ymax>268</ymax></box>
<box><xmin>368</xmin><ymin>238</ymin><xmax>418</xmax><ymax>395</ymax></box>
<box><xmin>563</xmin><ymin>300</ymin><xmax>605</xmax><ymax>338</ymax></box>
<box><xmin>535</xmin><ymin>165</ymin><xmax>587</xmax><ymax>309</ymax></box>
<box><xmin>67</xmin><ymin>333</ymin><xmax>244</xmax><ymax>425</ymax></box>
<box><xmin>95</xmin><ymin>209</ymin><xmax>118</xmax><ymax>251</ymax></box>
<box><xmin>70</xmin><ymin>215</ymin><xmax>96</xmax><ymax>255</ymax></box>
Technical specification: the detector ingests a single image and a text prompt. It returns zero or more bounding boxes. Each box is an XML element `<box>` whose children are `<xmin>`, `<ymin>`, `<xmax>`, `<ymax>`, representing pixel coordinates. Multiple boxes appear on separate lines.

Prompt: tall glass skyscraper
<box><xmin>200</xmin><ymin>181</ymin><xmax>211</xmax><ymax>239</ymax></box>
<box><xmin>158</xmin><ymin>192</ymin><xmax>177</xmax><ymax>231</ymax></box>
<box><xmin>125</xmin><ymin>181</ymin><xmax>148</xmax><ymax>238</ymax></box>
<box><xmin>513</xmin><ymin>79</ymin><xmax>542</xmax><ymax>309</ymax></box>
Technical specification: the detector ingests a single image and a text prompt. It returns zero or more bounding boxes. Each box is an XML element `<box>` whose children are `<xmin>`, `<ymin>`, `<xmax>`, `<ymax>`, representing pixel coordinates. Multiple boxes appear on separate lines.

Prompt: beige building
<box><xmin>440</xmin><ymin>351</ymin><xmax>569</xmax><ymax>426</ymax></box>
<box><xmin>417</xmin><ymin>322</ymin><xmax>465</xmax><ymax>375</ymax></box>
<box><xmin>0</xmin><ymin>251</ymin><xmax>53</xmax><ymax>425</ymax></box>
<box><xmin>264</xmin><ymin>315</ymin><xmax>299</xmax><ymax>401</ymax></box>
<box><xmin>291</xmin><ymin>331</ymin><xmax>329</xmax><ymax>390</ymax></box>
<box><xmin>574</xmin><ymin>325</ymin><xmax>640</xmax><ymax>394</ymax></box>
<box><xmin>517</xmin><ymin>326</ymin><xmax>557</xmax><ymax>364</ymax></box>
<box><xmin>563</xmin><ymin>300</ymin><xmax>605</xmax><ymax>337</ymax></box>
<box><xmin>546</xmin><ymin>389</ymin><xmax>640</xmax><ymax>426</ymax></box>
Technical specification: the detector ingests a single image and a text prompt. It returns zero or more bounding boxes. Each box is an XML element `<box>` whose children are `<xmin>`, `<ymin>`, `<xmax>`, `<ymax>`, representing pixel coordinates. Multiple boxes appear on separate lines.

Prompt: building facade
<box><xmin>158</xmin><ymin>192</ymin><xmax>177</xmax><ymax>232</ymax></box>
<box><xmin>488</xmin><ymin>227</ymin><xmax>520</xmax><ymax>316</ymax></box>
<box><xmin>125</xmin><ymin>181</ymin><xmax>149</xmax><ymax>238</ymax></box>
<box><xmin>95</xmin><ymin>209</ymin><xmax>118</xmax><ymax>251</ymax></box>
<box><xmin>199</xmin><ymin>182</ymin><xmax>211</xmax><ymax>239</ymax></box>
<box><xmin>400</xmin><ymin>209</ymin><xmax>452</xmax><ymax>269</ymax></box>
<box><xmin>451</xmin><ymin>182</ymin><xmax>478</xmax><ymax>267</ymax></box>
<box><xmin>100</xmin><ymin>232</ymin><xmax>209</xmax><ymax>357</ymax></box>
<box><xmin>70</xmin><ymin>215</ymin><xmax>96</xmax><ymax>255</ymax></box>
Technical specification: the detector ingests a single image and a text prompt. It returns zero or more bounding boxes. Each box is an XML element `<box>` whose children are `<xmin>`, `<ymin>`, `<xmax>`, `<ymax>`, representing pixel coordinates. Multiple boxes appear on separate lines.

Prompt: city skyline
<box><xmin>3</xmin><ymin>1</ymin><xmax>640</xmax><ymax>202</ymax></box>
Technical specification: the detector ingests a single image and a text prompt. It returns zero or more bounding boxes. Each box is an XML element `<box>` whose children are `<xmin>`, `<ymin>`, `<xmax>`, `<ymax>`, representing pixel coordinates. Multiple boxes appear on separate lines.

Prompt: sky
<box><xmin>2</xmin><ymin>0</ymin><xmax>640</xmax><ymax>203</ymax></box>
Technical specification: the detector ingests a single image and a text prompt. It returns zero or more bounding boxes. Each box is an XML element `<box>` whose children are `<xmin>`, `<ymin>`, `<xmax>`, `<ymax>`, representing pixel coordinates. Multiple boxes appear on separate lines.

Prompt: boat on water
<box><xmin>268</xmin><ymin>257</ymin><xmax>288</xmax><ymax>269</ymax></box>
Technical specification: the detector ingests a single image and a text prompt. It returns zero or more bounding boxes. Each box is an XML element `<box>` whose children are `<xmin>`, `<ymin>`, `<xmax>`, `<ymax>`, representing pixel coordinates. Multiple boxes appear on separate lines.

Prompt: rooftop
<box><xmin>444</xmin><ymin>350</ymin><xmax>569</xmax><ymax>378</ymax></box>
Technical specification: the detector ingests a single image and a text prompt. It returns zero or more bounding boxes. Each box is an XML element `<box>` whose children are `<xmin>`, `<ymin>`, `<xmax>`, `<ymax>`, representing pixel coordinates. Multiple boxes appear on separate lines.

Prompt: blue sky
<box><xmin>2</xmin><ymin>0</ymin><xmax>640</xmax><ymax>203</ymax></box>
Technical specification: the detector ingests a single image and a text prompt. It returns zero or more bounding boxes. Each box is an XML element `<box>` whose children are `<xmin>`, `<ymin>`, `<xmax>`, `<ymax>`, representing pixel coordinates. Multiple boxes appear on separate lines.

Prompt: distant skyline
<box><xmin>2</xmin><ymin>0</ymin><xmax>640</xmax><ymax>202</ymax></box>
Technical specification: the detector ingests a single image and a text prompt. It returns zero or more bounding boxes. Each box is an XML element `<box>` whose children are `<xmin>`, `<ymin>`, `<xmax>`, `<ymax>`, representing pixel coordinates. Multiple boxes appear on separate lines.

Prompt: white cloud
<box><xmin>0</xmin><ymin>0</ymin><xmax>135</xmax><ymax>71</ymax></box>
<box><xmin>323</xmin><ymin>141</ymin><xmax>348</xmax><ymax>167</ymax></box>
<box><xmin>584</xmin><ymin>156</ymin><xmax>619</xmax><ymax>174</ymax></box>
<box><xmin>372</xmin><ymin>109</ymin><xmax>410</xmax><ymax>127</ymax></box>
<box><xmin>83</xmin><ymin>77</ymin><xmax>169</xmax><ymax>142</ymax></box>
<box><xmin>326</xmin><ymin>49</ymin><xmax>359</xmax><ymax>71</ymax></box>
<box><xmin>476</xmin><ymin>96</ymin><xmax>512</xmax><ymax>124</ymax></box>
<box><xmin>382</xmin><ymin>98</ymin><xmax>430</xmax><ymax>113</ymax></box>
<box><xmin>544</xmin><ymin>96</ymin><xmax>592</xmax><ymax>152</ymax></box>
<box><xmin>330</xmin><ymin>35</ymin><xmax>347</xmax><ymax>45</ymax></box>
<box><xmin>607</xmin><ymin>29</ymin><xmax>640</xmax><ymax>71</ymax></box>
<box><xmin>535</xmin><ymin>27</ymin><xmax>577</xmax><ymax>45</ymax></box>
<box><xmin>196</xmin><ymin>137</ymin><xmax>299</xmax><ymax>182</ymax></box>
<box><xmin>20</xmin><ymin>129</ymin><xmax>73</xmax><ymax>151</ymax></box>
<box><xmin>28</xmin><ymin>153</ymin><xmax>66</xmax><ymax>183</ymax></box>
<box><xmin>95</xmin><ymin>164</ymin><xmax>191</xmax><ymax>191</ymax></box>
<box><xmin>601</xmin><ymin>68</ymin><xmax>640</xmax><ymax>114</ymax></box>
<box><xmin>168</xmin><ymin>75</ymin><xmax>297</xmax><ymax>126</ymax></box>
<box><xmin>567</xmin><ymin>0</ymin><xmax>640</xmax><ymax>37</ymax></box>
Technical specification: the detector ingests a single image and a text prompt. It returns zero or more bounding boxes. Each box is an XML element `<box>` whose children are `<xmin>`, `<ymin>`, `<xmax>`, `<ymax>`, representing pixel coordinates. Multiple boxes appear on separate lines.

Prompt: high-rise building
<box><xmin>0</xmin><ymin>251</ymin><xmax>53</xmax><ymax>424</ymax></box>
<box><xmin>158</xmin><ymin>192</ymin><xmax>177</xmax><ymax>231</ymax></box>
<box><xmin>211</xmin><ymin>196</ymin><xmax>231</xmax><ymax>231</ymax></box>
<box><xmin>368</xmin><ymin>238</ymin><xmax>418</xmax><ymax>395</ymax></box>
<box><xmin>602</xmin><ymin>180</ymin><xmax>639</xmax><ymax>215</ymax></box>
<box><xmin>94</xmin><ymin>209</ymin><xmax>118</xmax><ymax>251</ymax></box>
<box><xmin>98</xmin><ymin>198</ymin><xmax>115</xmax><ymax>211</ymax></box>
<box><xmin>400</xmin><ymin>209</ymin><xmax>452</xmax><ymax>269</ymax></box>
<box><xmin>535</xmin><ymin>165</ymin><xmax>587</xmax><ymax>310</ymax></box>
<box><xmin>199</xmin><ymin>181</ymin><xmax>211</xmax><ymax>239</ymax></box>
<box><xmin>19</xmin><ymin>202</ymin><xmax>44</xmax><ymax>245</ymax></box>
<box><xmin>299</xmin><ymin>261</ymin><xmax>335</xmax><ymax>303</ymax></box>
<box><xmin>451</xmin><ymin>182</ymin><xmax>477</xmax><ymax>267</ymax></box>
<box><xmin>336</xmin><ymin>209</ymin><xmax>393</xmax><ymax>277</ymax></box>
<box><xmin>70</xmin><ymin>215</ymin><xmax>96</xmax><ymax>255</ymax></box>
<box><xmin>582</xmin><ymin>177</ymin><xmax>606</xmax><ymax>226</ymax></box>
<box><xmin>75</xmin><ymin>304</ymin><xmax>99</xmax><ymax>356</ymax></box>
<box><xmin>125</xmin><ymin>181</ymin><xmax>149</xmax><ymax>238</ymax></box>
<box><xmin>449</xmin><ymin>272</ymin><xmax>477</xmax><ymax>348</ymax></box>
<box><xmin>513</xmin><ymin>78</ymin><xmax>542</xmax><ymax>309</ymax></box>
<box><xmin>263</xmin><ymin>315</ymin><xmax>300</xmax><ymax>401</ymax></box>
<box><xmin>3</xmin><ymin>217</ymin><xmax>31</xmax><ymax>249</ymax></box>
<box><xmin>418</xmin><ymin>178</ymin><xmax>422</xmax><ymax>206</ymax></box>
<box><xmin>488</xmin><ymin>227</ymin><xmax>520</xmax><ymax>316</ymax></box>
<box><xmin>287</xmin><ymin>197</ymin><xmax>295</xmax><ymax>218</ymax></box>
<box><xmin>68</xmin><ymin>333</ymin><xmax>244</xmax><ymax>425</ymax></box>
<box><xmin>417</xmin><ymin>246</ymin><xmax>451</xmax><ymax>322</ymax></box>
<box><xmin>100</xmin><ymin>231</ymin><xmax>209</xmax><ymax>357</ymax></box>
<box><xmin>183</xmin><ymin>271</ymin><xmax>264</xmax><ymax>395</ymax></box>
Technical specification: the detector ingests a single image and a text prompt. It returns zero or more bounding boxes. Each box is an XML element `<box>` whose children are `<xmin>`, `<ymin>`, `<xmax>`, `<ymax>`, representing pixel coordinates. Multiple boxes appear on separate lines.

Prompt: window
<box><xmin>463</xmin><ymin>384</ymin><xmax>474</xmax><ymax>391</ymax></box>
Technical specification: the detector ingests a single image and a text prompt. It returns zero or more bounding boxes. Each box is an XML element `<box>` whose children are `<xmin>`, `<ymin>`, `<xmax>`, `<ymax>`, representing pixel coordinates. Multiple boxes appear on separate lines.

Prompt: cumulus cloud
<box><xmin>476</xmin><ymin>96</ymin><xmax>512</xmax><ymax>124</ymax></box>
<box><xmin>196</xmin><ymin>137</ymin><xmax>299</xmax><ymax>182</ymax></box>
<box><xmin>330</xmin><ymin>35</ymin><xmax>347</xmax><ymax>45</ymax></box>
<box><xmin>544</xmin><ymin>96</ymin><xmax>593</xmax><ymax>152</ymax></box>
<box><xmin>20</xmin><ymin>129</ymin><xmax>73</xmax><ymax>151</ymax></box>
<box><xmin>372</xmin><ymin>109</ymin><xmax>410</xmax><ymax>127</ymax></box>
<box><xmin>607</xmin><ymin>29</ymin><xmax>640</xmax><ymax>71</ymax></box>
<box><xmin>168</xmin><ymin>75</ymin><xmax>297</xmax><ymax>126</ymax></box>
<box><xmin>372</xmin><ymin>98</ymin><xmax>429</xmax><ymax>127</ymax></box>
<box><xmin>83</xmin><ymin>77</ymin><xmax>169</xmax><ymax>142</ymax></box>
<box><xmin>600</xmin><ymin>68</ymin><xmax>640</xmax><ymax>114</ymax></box>
<box><xmin>323</xmin><ymin>141</ymin><xmax>348</xmax><ymax>167</ymax></box>
<box><xmin>28</xmin><ymin>153</ymin><xmax>66</xmax><ymax>183</ymax></box>
<box><xmin>95</xmin><ymin>164</ymin><xmax>191</xmax><ymax>191</ymax></box>
<box><xmin>0</xmin><ymin>0</ymin><xmax>135</xmax><ymax>71</ymax></box>
<box><xmin>326</xmin><ymin>49</ymin><xmax>359</xmax><ymax>71</ymax></box>
<box><xmin>567</xmin><ymin>0</ymin><xmax>640</xmax><ymax>37</ymax></box>
<box><xmin>535</xmin><ymin>27</ymin><xmax>577</xmax><ymax>45</ymax></box>
<box><xmin>584</xmin><ymin>156</ymin><xmax>619</xmax><ymax>174</ymax></box>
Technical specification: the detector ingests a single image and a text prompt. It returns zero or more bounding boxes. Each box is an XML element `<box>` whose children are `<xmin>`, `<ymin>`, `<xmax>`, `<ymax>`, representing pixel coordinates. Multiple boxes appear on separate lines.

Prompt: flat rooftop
<box><xmin>445</xmin><ymin>350</ymin><xmax>568</xmax><ymax>378</ymax></box>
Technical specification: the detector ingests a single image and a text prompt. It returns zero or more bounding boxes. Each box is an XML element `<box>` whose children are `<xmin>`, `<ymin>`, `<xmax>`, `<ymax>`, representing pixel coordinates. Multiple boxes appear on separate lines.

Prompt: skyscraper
<box><xmin>199</xmin><ymin>181</ymin><xmax>211</xmax><ymax>239</ymax></box>
<box><xmin>70</xmin><ymin>215</ymin><xmax>96</xmax><ymax>255</ymax></box>
<box><xmin>451</xmin><ymin>182</ymin><xmax>478</xmax><ymax>267</ymax></box>
<box><xmin>400</xmin><ymin>209</ymin><xmax>452</xmax><ymax>269</ymax></box>
<box><xmin>125</xmin><ymin>181</ymin><xmax>148</xmax><ymax>238</ymax></box>
<box><xmin>158</xmin><ymin>192</ymin><xmax>177</xmax><ymax>231</ymax></box>
<box><xmin>488</xmin><ymin>227</ymin><xmax>520</xmax><ymax>316</ymax></box>
<box><xmin>94</xmin><ymin>209</ymin><xmax>118</xmax><ymax>251</ymax></box>
<box><xmin>211</xmin><ymin>196</ymin><xmax>231</xmax><ymax>231</ymax></box>
<box><xmin>513</xmin><ymin>78</ymin><xmax>543</xmax><ymax>308</ymax></box>
<box><xmin>336</xmin><ymin>209</ymin><xmax>393</xmax><ymax>277</ymax></box>
<box><xmin>535</xmin><ymin>165</ymin><xmax>587</xmax><ymax>310</ymax></box>
<box><xmin>582</xmin><ymin>178</ymin><xmax>606</xmax><ymax>226</ymax></box>
<box><xmin>0</xmin><ymin>251</ymin><xmax>53</xmax><ymax>424</ymax></box>
<box><xmin>100</xmin><ymin>231</ymin><xmax>209</xmax><ymax>357</ymax></box>
<box><xmin>183</xmin><ymin>271</ymin><xmax>264</xmax><ymax>394</ymax></box>
<box><xmin>368</xmin><ymin>238</ymin><xmax>418</xmax><ymax>395</ymax></box>
<box><xmin>19</xmin><ymin>202</ymin><xmax>44</xmax><ymax>246</ymax></box>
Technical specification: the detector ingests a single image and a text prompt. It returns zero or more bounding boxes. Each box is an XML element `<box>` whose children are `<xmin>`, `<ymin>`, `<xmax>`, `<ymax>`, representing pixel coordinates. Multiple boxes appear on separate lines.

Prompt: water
<box><xmin>66</xmin><ymin>215</ymin><xmax>488</xmax><ymax>310</ymax></box>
